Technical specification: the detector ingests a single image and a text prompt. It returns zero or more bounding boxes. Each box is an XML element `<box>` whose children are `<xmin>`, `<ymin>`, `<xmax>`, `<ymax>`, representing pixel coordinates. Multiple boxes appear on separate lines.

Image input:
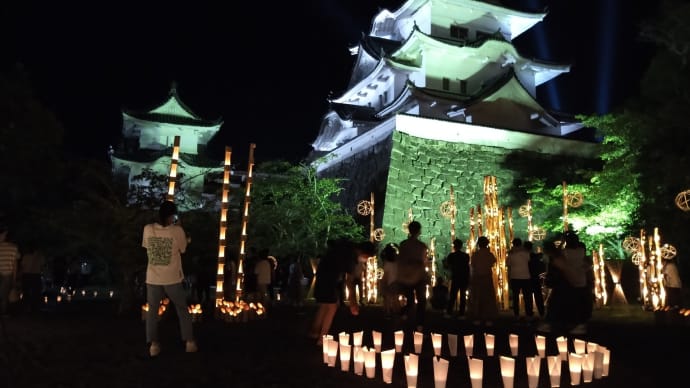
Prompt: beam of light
<box><xmin>596</xmin><ymin>0</ymin><xmax>619</xmax><ymax>114</ymax></box>
<box><xmin>523</xmin><ymin>0</ymin><xmax>561</xmax><ymax>110</ymax></box>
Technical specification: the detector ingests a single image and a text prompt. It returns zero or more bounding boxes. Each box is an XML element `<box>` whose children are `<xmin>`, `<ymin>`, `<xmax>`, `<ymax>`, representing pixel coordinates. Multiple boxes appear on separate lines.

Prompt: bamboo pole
<box><xmin>215</xmin><ymin>147</ymin><xmax>232</xmax><ymax>308</ymax></box>
<box><xmin>166</xmin><ymin>136</ymin><xmax>181</xmax><ymax>202</ymax></box>
<box><xmin>235</xmin><ymin>144</ymin><xmax>256</xmax><ymax>303</ymax></box>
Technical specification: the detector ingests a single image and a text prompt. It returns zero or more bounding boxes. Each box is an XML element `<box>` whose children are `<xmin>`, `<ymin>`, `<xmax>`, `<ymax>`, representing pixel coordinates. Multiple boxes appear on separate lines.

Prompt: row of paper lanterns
<box><xmin>321</xmin><ymin>330</ymin><xmax>611</xmax><ymax>387</ymax></box>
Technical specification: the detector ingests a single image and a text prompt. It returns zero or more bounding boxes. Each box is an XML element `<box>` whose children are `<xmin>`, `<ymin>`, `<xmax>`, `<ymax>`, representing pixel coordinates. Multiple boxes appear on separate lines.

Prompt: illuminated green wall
<box><xmin>380</xmin><ymin>130</ymin><xmax>583</xmax><ymax>259</ymax></box>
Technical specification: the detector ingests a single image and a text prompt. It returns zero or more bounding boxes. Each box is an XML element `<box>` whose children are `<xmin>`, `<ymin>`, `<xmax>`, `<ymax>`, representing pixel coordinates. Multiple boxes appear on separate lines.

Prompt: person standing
<box><xmin>308</xmin><ymin>239</ymin><xmax>376</xmax><ymax>345</ymax></box>
<box><xmin>443</xmin><ymin>239</ymin><xmax>470</xmax><ymax>319</ymax></box>
<box><xmin>506</xmin><ymin>238</ymin><xmax>534</xmax><ymax>321</ymax></box>
<box><xmin>0</xmin><ymin>224</ymin><xmax>20</xmax><ymax>316</ymax></box>
<box><xmin>142</xmin><ymin>201</ymin><xmax>197</xmax><ymax>357</ymax></box>
<box><xmin>562</xmin><ymin>231</ymin><xmax>591</xmax><ymax>334</ymax></box>
<box><xmin>467</xmin><ymin>236</ymin><xmax>498</xmax><ymax>326</ymax></box>
<box><xmin>396</xmin><ymin>221</ymin><xmax>429</xmax><ymax>332</ymax></box>
<box><xmin>380</xmin><ymin>242</ymin><xmax>400</xmax><ymax>318</ymax></box>
<box><xmin>524</xmin><ymin>241</ymin><xmax>546</xmax><ymax>318</ymax></box>
<box><xmin>254</xmin><ymin>249</ymin><xmax>273</xmax><ymax>305</ymax></box>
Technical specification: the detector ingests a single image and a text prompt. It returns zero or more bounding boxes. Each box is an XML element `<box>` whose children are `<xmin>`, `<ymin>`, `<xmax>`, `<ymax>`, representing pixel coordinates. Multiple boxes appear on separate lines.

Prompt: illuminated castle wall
<box><xmin>111</xmin><ymin>83</ymin><xmax>226</xmax><ymax>210</ymax></box>
<box><xmin>309</xmin><ymin>0</ymin><xmax>599</xmax><ymax>256</ymax></box>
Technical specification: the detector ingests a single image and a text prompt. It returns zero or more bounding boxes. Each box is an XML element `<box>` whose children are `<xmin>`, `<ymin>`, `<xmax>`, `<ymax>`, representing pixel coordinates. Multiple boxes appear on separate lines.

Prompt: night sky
<box><xmin>4</xmin><ymin>1</ymin><xmax>657</xmax><ymax>166</ymax></box>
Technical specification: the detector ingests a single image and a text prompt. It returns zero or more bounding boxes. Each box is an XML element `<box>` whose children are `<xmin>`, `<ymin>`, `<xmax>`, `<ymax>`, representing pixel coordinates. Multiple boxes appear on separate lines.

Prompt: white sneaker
<box><xmin>149</xmin><ymin>342</ymin><xmax>161</xmax><ymax>357</ymax></box>
<box><xmin>185</xmin><ymin>340</ymin><xmax>198</xmax><ymax>353</ymax></box>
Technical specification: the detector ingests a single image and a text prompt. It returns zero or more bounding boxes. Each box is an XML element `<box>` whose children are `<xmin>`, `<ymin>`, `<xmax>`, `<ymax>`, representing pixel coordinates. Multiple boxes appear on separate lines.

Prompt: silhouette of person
<box><xmin>443</xmin><ymin>238</ymin><xmax>470</xmax><ymax>318</ymax></box>
<box><xmin>396</xmin><ymin>221</ymin><xmax>429</xmax><ymax>331</ymax></box>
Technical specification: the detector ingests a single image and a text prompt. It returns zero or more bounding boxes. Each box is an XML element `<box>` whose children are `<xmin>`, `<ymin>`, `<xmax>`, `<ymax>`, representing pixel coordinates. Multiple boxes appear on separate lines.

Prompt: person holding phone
<box><xmin>142</xmin><ymin>200</ymin><xmax>197</xmax><ymax>357</ymax></box>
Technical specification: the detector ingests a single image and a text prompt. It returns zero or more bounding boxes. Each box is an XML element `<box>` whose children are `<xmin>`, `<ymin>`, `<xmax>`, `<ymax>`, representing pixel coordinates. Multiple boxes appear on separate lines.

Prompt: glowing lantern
<box><xmin>675</xmin><ymin>189</ymin><xmax>690</xmax><ymax>211</ymax></box>
<box><xmin>500</xmin><ymin>356</ymin><xmax>515</xmax><ymax>388</ymax></box>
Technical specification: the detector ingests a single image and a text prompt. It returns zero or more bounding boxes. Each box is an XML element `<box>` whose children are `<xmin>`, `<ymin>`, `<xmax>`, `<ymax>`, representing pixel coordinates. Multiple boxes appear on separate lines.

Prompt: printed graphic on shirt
<box><xmin>147</xmin><ymin>236</ymin><xmax>173</xmax><ymax>266</ymax></box>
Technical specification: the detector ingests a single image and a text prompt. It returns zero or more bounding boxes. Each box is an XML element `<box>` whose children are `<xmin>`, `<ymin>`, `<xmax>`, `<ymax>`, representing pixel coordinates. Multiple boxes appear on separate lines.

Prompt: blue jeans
<box><xmin>146</xmin><ymin>283</ymin><xmax>194</xmax><ymax>343</ymax></box>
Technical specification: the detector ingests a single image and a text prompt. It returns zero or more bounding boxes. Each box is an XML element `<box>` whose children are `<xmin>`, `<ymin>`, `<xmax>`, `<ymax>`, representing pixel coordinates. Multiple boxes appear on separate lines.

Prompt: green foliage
<box><xmin>248</xmin><ymin>161</ymin><xmax>365</xmax><ymax>260</ymax></box>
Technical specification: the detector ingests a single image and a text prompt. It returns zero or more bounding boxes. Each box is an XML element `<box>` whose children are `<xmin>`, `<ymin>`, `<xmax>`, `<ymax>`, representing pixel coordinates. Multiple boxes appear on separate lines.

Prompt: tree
<box><xmin>248</xmin><ymin>161</ymin><xmax>365</xmax><ymax>261</ymax></box>
<box><xmin>526</xmin><ymin>0</ymin><xmax>690</xmax><ymax>264</ymax></box>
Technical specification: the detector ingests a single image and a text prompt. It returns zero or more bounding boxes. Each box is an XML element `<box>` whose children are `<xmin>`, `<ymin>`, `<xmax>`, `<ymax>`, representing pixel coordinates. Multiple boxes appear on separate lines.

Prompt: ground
<box><xmin>0</xmin><ymin>299</ymin><xmax>687</xmax><ymax>388</ymax></box>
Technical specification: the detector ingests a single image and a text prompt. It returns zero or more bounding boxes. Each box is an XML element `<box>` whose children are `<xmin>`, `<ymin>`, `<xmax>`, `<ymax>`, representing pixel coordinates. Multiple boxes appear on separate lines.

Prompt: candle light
<box><xmin>353</xmin><ymin>331</ymin><xmax>363</xmax><ymax>347</ymax></box>
<box><xmin>509</xmin><ymin>333</ymin><xmax>519</xmax><ymax>356</ymax></box>
<box><xmin>372</xmin><ymin>330</ymin><xmax>382</xmax><ymax>353</ymax></box>
<box><xmin>364</xmin><ymin>347</ymin><xmax>376</xmax><ymax>379</ymax></box>
<box><xmin>556</xmin><ymin>336</ymin><xmax>568</xmax><ymax>361</ymax></box>
<box><xmin>582</xmin><ymin>352</ymin><xmax>594</xmax><ymax>383</ymax></box>
<box><xmin>414</xmin><ymin>331</ymin><xmax>424</xmax><ymax>353</ymax></box>
<box><xmin>601</xmin><ymin>347</ymin><xmax>611</xmax><ymax>376</ymax></box>
<box><xmin>381</xmin><ymin>349</ymin><xmax>396</xmax><ymax>384</ymax></box>
<box><xmin>464</xmin><ymin>334</ymin><xmax>474</xmax><ymax>357</ymax></box>
<box><xmin>548</xmin><ymin>355</ymin><xmax>561</xmax><ymax>388</ymax></box>
<box><xmin>434</xmin><ymin>357</ymin><xmax>450</xmax><ymax>388</ymax></box>
<box><xmin>526</xmin><ymin>355</ymin><xmax>541</xmax><ymax>388</ymax></box>
<box><xmin>404</xmin><ymin>353</ymin><xmax>419</xmax><ymax>388</ymax></box>
<box><xmin>353</xmin><ymin>346</ymin><xmax>364</xmax><ymax>376</ymax></box>
<box><xmin>573</xmin><ymin>338</ymin><xmax>586</xmax><ymax>354</ymax></box>
<box><xmin>484</xmin><ymin>333</ymin><xmax>495</xmax><ymax>356</ymax></box>
<box><xmin>394</xmin><ymin>330</ymin><xmax>404</xmax><ymax>352</ymax></box>
<box><xmin>500</xmin><ymin>356</ymin><xmax>515</xmax><ymax>388</ymax></box>
<box><xmin>593</xmin><ymin>350</ymin><xmax>604</xmax><ymax>379</ymax></box>
<box><xmin>586</xmin><ymin>341</ymin><xmax>598</xmax><ymax>354</ymax></box>
<box><xmin>327</xmin><ymin>338</ymin><xmax>339</xmax><ymax>367</ymax></box>
<box><xmin>468</xmin><ymin>357</ymin><xmax>483</xmax><ymax>388</ymax></box>
<box><xmin>535</xmin><ymin>335</ymin><xmax>546</xmax><ymax>358</ymax></box>
<box><xmin>339</xmin><ymin>332</ymin><xmax>350</xmax><ymax>346</ymax></box>
<box><xmin>339</xmin><ymin>343</ymin><xmax>351</xmax><ymax>372</ymax></box>
<box><xmin>447</xmin><ymin>333</ymin><xmax>458</xmax><ymax>357</ymax></box>
<box><xmin>568</xmin><ymin>353</ymin><xmax>583</xmax><ymax>385</ymax></box>
<box><xmin>322</xmin><ymin>335</ymin><xmax>333</xmax><ymax>364</ymax></box>
<box><xmin>432</xmin><ymin>333</ymin><xmax>443</xmax><ymax>356</ymax></box>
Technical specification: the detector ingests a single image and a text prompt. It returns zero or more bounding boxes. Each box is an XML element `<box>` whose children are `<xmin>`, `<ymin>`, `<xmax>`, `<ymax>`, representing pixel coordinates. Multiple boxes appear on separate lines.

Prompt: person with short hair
<box><xmin>142</xmin><ymin>201</ymin><xmax>197</xmax><ymax>357</ymax></box>
<box><xmin>396</xmin><ymin>221</ymin><xmax>429</xmax><ymax>331</ymax></box>
<box><xmin>506</xmin><ymin>238</ymin><xmax>534</xmax><ymax>321</ymax></box>
<box><xmin>443</xmin><ymin>238</ymin><xmax>470</xmax><ymax>318</ymax></box>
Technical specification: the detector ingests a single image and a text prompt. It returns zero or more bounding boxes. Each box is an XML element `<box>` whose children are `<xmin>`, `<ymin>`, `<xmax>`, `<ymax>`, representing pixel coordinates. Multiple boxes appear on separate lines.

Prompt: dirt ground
<box><xmin>1</xmin><ymin>299</ymin><xmax>687</xmax><ymax>388</ymax></box>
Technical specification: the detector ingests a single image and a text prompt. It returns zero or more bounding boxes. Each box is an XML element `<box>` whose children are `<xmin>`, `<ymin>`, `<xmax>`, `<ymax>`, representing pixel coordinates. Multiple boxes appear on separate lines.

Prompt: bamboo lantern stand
<box><xmin>482</xmin><ymin>176</ymin><xmax>509</xmax><ymax>310</ymax></box>
<box><xmin>356</xmin><ymin>192</ymin><xmax>384</xmax><ymax>304</ymax></box>
<box><xmin>562</xmin><ymin>181</ymin><xmax>569</xmax><ymax>232</ymax></box>
<box><xmin>166</xmin><ymin>136</ymin><xmax>181</xmax><ymax>202</ymax></box>
<box><xmin>592</xmin><ymin>244</ymin><xmax>609</xmax><ymax>308</ymax></box>
<box><xmin>234</xmin><ymin>143</ymin><xmax>256</xmax><ymax>304</ymax></box>
<box><xmin>215</xmin><ymin>147</ymin><xmax>232</xmax><ymax>310</ymax></box>
<box><xmin>637</xmin><ymin>228</ymin><xmax>673</xmax><ymax>310</ymax></box>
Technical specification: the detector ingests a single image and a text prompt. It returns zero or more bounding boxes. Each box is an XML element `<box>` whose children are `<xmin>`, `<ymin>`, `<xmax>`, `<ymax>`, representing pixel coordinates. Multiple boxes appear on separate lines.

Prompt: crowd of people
<box><xmin>1</xmin><ymin>202</ymin><xmax>686</xmax><ymax>357</ymax></box>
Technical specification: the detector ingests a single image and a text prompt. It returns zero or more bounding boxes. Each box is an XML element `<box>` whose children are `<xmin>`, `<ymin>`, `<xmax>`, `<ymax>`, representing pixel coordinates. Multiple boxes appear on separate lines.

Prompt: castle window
<box><xmin>476</xmin><ymin>30</ymin><xmax>491</xmax><ymax>40</ymax></box>
<box><xmin>450</xmin><ymin>25</ymin><xmax>468</xmax><ymax>40</ymax></box>
<box><xmin>442</xmin><ymin>77</ymin><xmax>450</xmax><ymax>91</ymax></box>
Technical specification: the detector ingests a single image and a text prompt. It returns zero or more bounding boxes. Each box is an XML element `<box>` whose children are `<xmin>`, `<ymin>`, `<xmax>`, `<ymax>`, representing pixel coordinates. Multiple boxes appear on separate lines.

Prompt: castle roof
<box><xmin>123</xmin><ymin>83</ymin><xmax>223</xmax><ymax>127</ymax></box>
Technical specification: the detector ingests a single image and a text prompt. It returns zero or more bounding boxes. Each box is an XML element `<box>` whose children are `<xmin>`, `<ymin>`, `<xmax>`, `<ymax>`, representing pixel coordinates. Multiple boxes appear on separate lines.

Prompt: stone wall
<box><xmin>381</xmin><ymin>130</ymin><xmax>589</xmax><ymax>259</ymax></box>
